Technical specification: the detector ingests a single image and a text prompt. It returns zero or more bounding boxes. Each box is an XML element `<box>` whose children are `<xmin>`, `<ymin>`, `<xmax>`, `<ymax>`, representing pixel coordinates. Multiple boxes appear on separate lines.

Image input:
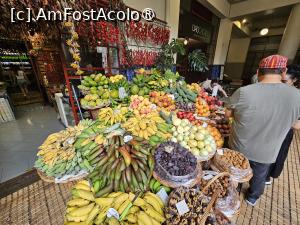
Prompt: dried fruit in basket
<box><xmin>165</xmin><ymin>187</ymin><xmax>214</xmax><ymax>225</ymax></box>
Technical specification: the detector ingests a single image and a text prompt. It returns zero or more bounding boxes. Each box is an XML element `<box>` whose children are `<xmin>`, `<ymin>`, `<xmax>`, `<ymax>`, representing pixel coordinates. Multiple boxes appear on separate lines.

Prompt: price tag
<box><xmin>217</xmin><ymin>149</ymin><xmax>224</xmax><ymax>155</ymax></box>
<box><xmin>151</xmin><ymin>104</ymin><xmax>157</xmax><ymax>110</ymax></box>
<box><xmin>176</xmin><ymin>200</ymin><xmax>190</xmax><ymax>215</ymax></box>
<box><xmin>168</xmin><ymin>94</ymin><xmax>175</xmax><ymax>100</ymax></box>
<box><xmin>124</xmin><ymin>135</ymin><xmax>133</xmax><ymax>143</ymax></box>
<box><xmin>107</xmin><ymin>208</ymin><xmax>120</xmax><ymax>220</ymax></box>
<box><xmin>202</xmin><ymin>122</ymin><xmax>208</xmax><ymax>128</ymax></box>
<box><xmin>156</xmin><ymin>188</ymin><xmax>169</xmax><ymax>205</ymax></box>
<box><xmin>118</xmin><ymin>87</ymin><xmax>127</xmax><ymax>99</ymax></box>
<box><xmin>202</xmin><ymin>174</ymin><xmax>214</xmax><ymax>180</ymax></box>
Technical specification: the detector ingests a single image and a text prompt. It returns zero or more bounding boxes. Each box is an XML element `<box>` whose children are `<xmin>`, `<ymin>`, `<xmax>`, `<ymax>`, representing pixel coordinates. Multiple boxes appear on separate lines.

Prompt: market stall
<box><xmin>33</xmin><ymin>67</ymin><xmax>253</xmax><ymax>225</ymax></box>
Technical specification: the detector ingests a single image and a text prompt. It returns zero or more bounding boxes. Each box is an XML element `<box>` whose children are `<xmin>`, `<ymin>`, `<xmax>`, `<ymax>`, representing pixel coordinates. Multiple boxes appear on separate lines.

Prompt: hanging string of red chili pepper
<box><xmin>130</xmin><ymin>50</ymin><xmax>159</xmax><ymax>66</ymax></box>
<box><xmin>125</xmin><ymin>21</ymin><xmax>170</xmax><ymax>45</ymax></box>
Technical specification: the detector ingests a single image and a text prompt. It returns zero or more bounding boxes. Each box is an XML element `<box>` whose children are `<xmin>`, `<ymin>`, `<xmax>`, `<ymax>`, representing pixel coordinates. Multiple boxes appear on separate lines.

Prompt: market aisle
<box><xmin>0</xmin><ymin>104</ymin><xmax>64</xmax><ymax>182</ymax></box>
<box><xmin>232</xmin><ymin>130</ymin><xmax>300</xmax><ymax>225</ymax></box>
<box><xmin>0</xmin><ymin>131</ymin><xmax>299</xmax><ymax>225</ymax></box>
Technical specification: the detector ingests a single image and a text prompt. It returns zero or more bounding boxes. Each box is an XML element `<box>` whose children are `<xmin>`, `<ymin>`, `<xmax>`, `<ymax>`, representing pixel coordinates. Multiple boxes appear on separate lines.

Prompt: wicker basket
<box><xmin>36</xmin><ymin>169</ymin><xmax>87</xmax><ymax>184</ymax></box>
<box><xmin>212</xmin><ymin>148</ymin><xmax>253</xmax><ymax>183</ymax></box>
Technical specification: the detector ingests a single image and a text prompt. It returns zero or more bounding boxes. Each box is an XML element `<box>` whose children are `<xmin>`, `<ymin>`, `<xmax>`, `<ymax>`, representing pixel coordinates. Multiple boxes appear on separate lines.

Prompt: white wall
<box><xmin>227</xmin><ymin>38</ymin><xmax>251</xmax><ymax>63</ymax></box>
<box><xmin>165</xmin><ymin>0</ymin><xmax>180</xmax><ymax>40</ymax></box>
<box><xmin>124</xmin><ymin>0</ymin><xmax>166</xmax><ymax>20</ymax></box>
<box><xmin>213</xmin><ymin>19</ymin><xmax>233</xmax><ymax>65</ymax></box>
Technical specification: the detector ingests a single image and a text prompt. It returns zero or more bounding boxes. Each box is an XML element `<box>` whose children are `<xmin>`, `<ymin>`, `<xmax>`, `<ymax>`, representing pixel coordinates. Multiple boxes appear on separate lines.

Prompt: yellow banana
<box><xmin>126</xmin><ymin>214</ymin><xmax>137</xmax><ymax>223</ymax></box>
<box><xmin>143</xmin><ymin>197</ymin><xmax>163</xmax><ymax>216</ymax></box>
<box><xmin>95</xmin><ymin>197</ymin><xmax>115</xmax><ymax>207</ymax></box>
<box><xmin>117</xmin><ymin>199</ymin><xmax>131</xmax><ymax>214</ymax></box>
<box><xmin>67</xmin><ymin>199</ymin><xmax>90</xmax><ymax>207</ymax></box>
<box><xmin>140</xmin><ymin>204</ymin><xmax>165</xmax><ymax>223</ymax></box>
<box><xmin>137</xmin><ymin>211</ymin><xmax>153</xmax><ymax>225</ymax></box>
<box><xmin>113</xmin><ymin>193</ymin><xmax>129</xmax><ymax>208</ymax></box>
<box><xmin>94</xmin><ymin>206</ymin><xmax>109</xmax><ymax>225</ymax></box>
<box><xmin>74</xmin><ymin>183</ymin><xmax>90</xmax><ymax>192</ymax></box>
<box><xmin>128</xmin><ymin>205</ymin><xmax>140</xmax><ymax>214</ymax></box>
<box><xmin>129</xmin><ymin>193</ymin><xmax>146</xmax><ymax>207</ymax></box>
<box><xmin>66</xmin><ymin>214</ymin><xmax>88</xmax><ymax>222</ymax></box>
<box><xmin>85</xmin><ymin>204</ymin><xmax>100</xmax><ymax>225</ymax></box>
<box><xmin>108</xmin><ymin>192</ymin><xmax>123</xmax><ymax>198</ymax></box>
<box><xmin>69</xmin><ymin>203</ymin><xmax>95</xmax><ymax>217</ymax></box>
<box><xmin>144</xmin><ymin>192</ymin><xmax>163</xmax><ymax>208</ymax></box>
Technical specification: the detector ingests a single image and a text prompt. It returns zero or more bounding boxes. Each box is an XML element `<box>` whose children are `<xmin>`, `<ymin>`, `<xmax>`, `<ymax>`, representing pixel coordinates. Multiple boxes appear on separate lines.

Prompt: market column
<box><xmin>165</xmin><ymin>0</ymin><xmax>180</xmax><ymax>40</ymax></box>
<box><xmin>213</xmin><ymin>19</ymin><xmax>233</xmax><ymax>65</ymax></box>
<box><xmin>278</xmin><ymin>3</ymin><xmax>300</xmax><ymax>62</ymax></box>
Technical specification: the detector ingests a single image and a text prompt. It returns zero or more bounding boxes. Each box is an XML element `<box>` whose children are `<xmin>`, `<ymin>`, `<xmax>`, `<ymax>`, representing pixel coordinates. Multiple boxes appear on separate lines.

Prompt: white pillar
<box><xmin>278</xmin><ymin>3</ymin><xmax>300</xmax><ymax>62</ymax></box>
<box><xmin>213</xmin><ymin>19</ymin><xmax>233</xmax><ymax>65</ymax></box>
<box><xmin>165</xmin><ymin>0</ymin><xmax>180</xmax><ymax>40</ymax></box>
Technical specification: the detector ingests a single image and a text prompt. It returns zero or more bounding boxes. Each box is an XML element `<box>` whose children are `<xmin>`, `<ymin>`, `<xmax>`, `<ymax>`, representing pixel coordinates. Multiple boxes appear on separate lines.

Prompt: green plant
<box><xmin>188</xmin><ymin>49</ymin><xmax>208</xmax><ymax>72</ymax></box>
<box><xmin>156</xmin><ymin>39</ymin><xmax>186</xmax><ymax>72</ymax></box>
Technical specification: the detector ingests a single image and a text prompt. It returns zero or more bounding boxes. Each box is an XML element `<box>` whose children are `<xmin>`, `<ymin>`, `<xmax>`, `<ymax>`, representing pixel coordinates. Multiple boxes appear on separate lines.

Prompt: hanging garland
<box><xmin>64</xmin><ymin>21</ymin><xmax>84</xmax><ymax>75</ymax></box>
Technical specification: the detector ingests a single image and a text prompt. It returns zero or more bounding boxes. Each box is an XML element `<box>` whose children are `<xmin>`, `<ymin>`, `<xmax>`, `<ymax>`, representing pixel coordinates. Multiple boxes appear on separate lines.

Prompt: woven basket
<box><xmin>212</xmin><ymin>148</ymin><xmax>253</xmax><ymax>183</ymax></box>
<box><xmin>37</xmin><ymin>169</ymin><xmax>87</xmax><ymax>184</ymax></box>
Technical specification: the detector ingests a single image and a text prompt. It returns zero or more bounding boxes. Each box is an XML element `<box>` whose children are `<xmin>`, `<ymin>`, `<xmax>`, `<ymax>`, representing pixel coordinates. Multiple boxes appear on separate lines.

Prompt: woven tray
<box><xmin>37</xmin><ymin>169</ymin><xmax>87</xmax><ymax>184</ymax></box>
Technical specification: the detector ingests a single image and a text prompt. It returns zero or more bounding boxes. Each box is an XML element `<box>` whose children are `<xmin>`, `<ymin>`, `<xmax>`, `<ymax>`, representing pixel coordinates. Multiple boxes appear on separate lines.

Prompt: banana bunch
<box><xmin>65</xmin><ymin>180</ymin><xmax>100</xmax><ymax>225</ymax></box>
<box><xmin>122</xmin><ymin>192</ymin><xmax>165</xmax><ymax>225</ymax></box>
<box><xmin>110</xmin><ymin>74</ymin><xmax>125</xmax><ymax>83</ymax></box>
<box><xmin>186</xmin><ymin>83</ymin><xmax>201</xmax><ymax>94</ymax></box>
<box><xmin>74</xmin><ymin>123</ymin><xmax>125</xmax><ymax>171</ymax></box>
<box><xmin>88</xmin><ymin>136</ymin><xmax>155</xmax><ymax>196</ymax></box>
<box><xmin>98</xmin><ymin>106</ymin><xmax>129</xmax><ymax>126</ymax></box>
<box><xmin>147</xmin><ymin>79</ymin><xmax>169</xmax><ymax>91</ymax></box>
<box><xmin>149</xmin><ymin>178</ymin><xmax>171</xmax><ymax>194</ymax></box>
<box><xmin>122</xmin><ymin>112</ymin><xmax>172</xmax><ymax>141</ymax></box>
<box><xmin>65</xmin><ymin>187</ymin><xmax>166</xmax><ymax>225</ymax></box>
<box><xmin>35</xmin><ymin>123</ymin><xmax>89</xmax><ymax>178</ymax></box>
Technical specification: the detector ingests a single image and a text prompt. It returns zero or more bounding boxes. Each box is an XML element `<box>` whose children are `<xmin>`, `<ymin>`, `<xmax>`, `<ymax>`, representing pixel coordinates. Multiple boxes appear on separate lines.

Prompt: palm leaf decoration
<box><xmin>188</xmin><ymin>49</ymin><xmax>208</xmax><ymax>72</ymax></box>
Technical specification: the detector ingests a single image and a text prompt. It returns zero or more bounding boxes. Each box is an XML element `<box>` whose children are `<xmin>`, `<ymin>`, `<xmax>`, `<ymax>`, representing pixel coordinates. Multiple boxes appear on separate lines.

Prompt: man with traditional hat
<box><xmin>225</xmin><ymin>55</ymin><xmax>300</xmax><ymax>206</ymax></box>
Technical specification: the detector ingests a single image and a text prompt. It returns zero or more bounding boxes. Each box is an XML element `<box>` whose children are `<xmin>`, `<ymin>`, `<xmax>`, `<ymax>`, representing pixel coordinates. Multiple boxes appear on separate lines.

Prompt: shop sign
<box><xmin>0</xmin><ymin>54</ymin><xmax>29</xmax><ymax>61</ymax></box>
<box><xmin>180</xmin><ymin>13</ymin><xmax>212</xmax><ymax>44</ymax></box>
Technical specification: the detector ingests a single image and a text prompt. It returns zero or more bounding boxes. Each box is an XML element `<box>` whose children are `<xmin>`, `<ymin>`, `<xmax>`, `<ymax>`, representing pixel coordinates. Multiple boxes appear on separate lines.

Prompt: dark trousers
<box><xmin>268</xmin><ymin>129</ymin><xmax>294</xmax><ymax>179</ymax></box>
<box><xmin>248</xmin><ymin>161</ymin><xmax>271</xmax><ymax>200</ymax></box>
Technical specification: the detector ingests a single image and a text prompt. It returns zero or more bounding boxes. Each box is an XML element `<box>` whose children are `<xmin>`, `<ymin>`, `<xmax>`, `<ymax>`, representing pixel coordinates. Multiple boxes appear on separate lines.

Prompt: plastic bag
<box><xmin>206</xmin><ymin>210</ymin><xmax>235</xmax><ymax>225</ymax></box>
<box><xmin>199</xmin><ymin>171</ymin><xmax>240</xmax><ymax>218</ymax></box>
<box><xmin>215</xmin><ymin>182</ymin><xmax>241</xmax><ymax>218</ymax></box>
<box><xmin>212</xmin><ymin>149</ymin><xmax>253</xmax><ymax>183</ymax></box>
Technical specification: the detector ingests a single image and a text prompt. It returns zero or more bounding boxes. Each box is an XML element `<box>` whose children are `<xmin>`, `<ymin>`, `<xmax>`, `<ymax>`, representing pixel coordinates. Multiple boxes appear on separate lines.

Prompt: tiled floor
<box><xmin>0</xmin><ymin>103</ymin><xmax>64</xmax><ymax>182</ymax></box>
<box><xmin>0</xmin><ymin>132</ymin><xmax>300</xmax><ymax>224</ymax></box>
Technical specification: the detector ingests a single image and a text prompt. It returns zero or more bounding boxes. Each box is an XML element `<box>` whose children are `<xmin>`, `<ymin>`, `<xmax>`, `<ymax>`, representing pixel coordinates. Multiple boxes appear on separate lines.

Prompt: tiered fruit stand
<box><xmin>35</xmin><ymin>70</ymin><xmax>252</xmax><ymax>225</ymax></box>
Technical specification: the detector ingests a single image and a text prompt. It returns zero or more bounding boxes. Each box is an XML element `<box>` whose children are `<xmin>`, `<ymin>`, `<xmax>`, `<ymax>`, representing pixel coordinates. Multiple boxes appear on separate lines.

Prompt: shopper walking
<box><xmin>225</xmin><ymin>55</ymin><xmax>300</xmax><ymax>206</ymax></box>
<box><xmin>265</xmin><ymin>65</ymin><xmax>300</xmax><ymax>184</ymax></box>
<box><xmin>16</xmin><ymin>66</ymin><xmax>29</xmax><ymax>97</ymax></box>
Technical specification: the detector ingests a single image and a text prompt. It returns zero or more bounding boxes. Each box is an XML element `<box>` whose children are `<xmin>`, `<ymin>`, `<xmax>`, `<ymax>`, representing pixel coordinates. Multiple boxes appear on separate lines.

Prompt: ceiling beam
<box><xmin>229</xmin><ymin>0</ymin><xmax>300</xmax><ymax>18</ymax></box>
<box><xmin>197</xmin><ymin>0</ymin><xmax>230</xmax><ymax>18</ymax></box>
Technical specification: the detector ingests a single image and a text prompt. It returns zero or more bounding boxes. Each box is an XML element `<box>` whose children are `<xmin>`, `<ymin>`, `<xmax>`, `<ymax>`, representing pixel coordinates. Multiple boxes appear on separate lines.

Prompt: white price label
<box><xmin>168</xmin><ymin>94</ymin><xmax>175</xmax><ymax>100</ymax></box>
<box><xmin>156</xmin><ymin>188</ymin><xmax>169</xmax><ymax>205</ymax></box>
<box><xmin>217</xmin><ymin>149</ymin><xmax>224</xmax><ymax>155</ymax></box>
<box><xmin>107</xmin><ymin>208</ymin><xmax>120</xmax><ymax>220</ymax></box>
<box><xmin>176</xmin><ymin>200</ymin><xmax>190</xmax><ymax>215</ymax></box>
<box><xmin>118</xmin><ymin>87</ymin><xmax>127</xmax><ymax>99</ymax></box>
<box><xmin>202</xmin><ymin>174</ymin><xmax>214</xmax><ymax>180</ymax></box>
<box><xmin>202</xmin><ymin>122</ymin><xmax>208</xmax><ymax>128</ymax></box>
<box><xmin>151</xmin><ymin>104</ymin><xmax>157</xmax><ymax>110</ymax></box>
<box><xmin>124</xmin><ymin>135</ymin><xmax>133</xmax><ymax>143</ymax></box>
